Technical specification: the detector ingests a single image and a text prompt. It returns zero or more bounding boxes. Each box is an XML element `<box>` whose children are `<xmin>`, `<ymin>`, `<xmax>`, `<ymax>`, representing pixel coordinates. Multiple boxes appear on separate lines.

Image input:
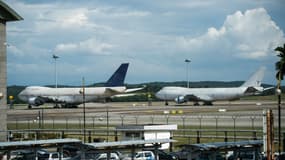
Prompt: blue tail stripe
<box><xmin>105</xmin><ymin>63</ymin><xmax>129</xmax><ymax>87</ymax></box>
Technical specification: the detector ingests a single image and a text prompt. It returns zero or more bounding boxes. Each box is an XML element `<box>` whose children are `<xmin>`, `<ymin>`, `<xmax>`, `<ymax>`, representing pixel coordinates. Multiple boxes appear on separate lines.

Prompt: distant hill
<box><xmin>7</xmin><ymin>81</ymin><xmax>281</xmax><ymax>104</ymax></box>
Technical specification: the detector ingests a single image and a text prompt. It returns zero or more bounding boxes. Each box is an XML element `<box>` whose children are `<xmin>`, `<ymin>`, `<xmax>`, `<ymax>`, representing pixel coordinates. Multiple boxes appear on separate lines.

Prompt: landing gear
<box><xmin>165</xmin><ymin>101</ymin><xmax>169</xmax><ymax>106</ymax></box>
<box><xmin>203</xmin><ymin>101</ymin><xmax>213</xmax><ymax>106</ymax></box>
<box><xmin>194</xmin><ymin>102</ymin><xmax>200</xmax><ymax>106</ymax></box>
<box><xmin>28</xmin><ymin>105</ymin><xmax>32</xmax><ymax>109</ymax></box>
<box><xmin>61</xmin><ymin>104</ymin><xmax>78</xmax><ymax>108</ymax></box>
<box><xmin>71</xmin><ymin>105</ymin><xmax>78</xmax><ymax>108</ymax></box>
<box><xmin>53</xmin><ymin>103</ymin><xmax>60</xmax><ymax>108</ymax></box>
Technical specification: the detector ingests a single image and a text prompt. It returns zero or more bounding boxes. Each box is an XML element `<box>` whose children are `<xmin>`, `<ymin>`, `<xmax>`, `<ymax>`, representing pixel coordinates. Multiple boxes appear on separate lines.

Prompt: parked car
<box><xmin>85</xmin><ymin>150</ymin><xmax>126</xmax><ymax>160</ymax></box>
<box><xmin>170</xmin><ymin>146</ymin><xmax>191</xmax><ymax>160</ymax></box>
<box><xmin>143</xmin><ymin>149</ymin><xmax>177</xmax><ymax>160</ymax></box>
<box><xmin>62</xmin><ymin>145</ymin><xmax>80</xmax><ymax>157</ymax></box>
<box><xmin>135</xmin><ymin>151</ymin><xmax>155</xmax><ymax>160</ymax></box>
<box><xmin>94</xmin><ymin>153</ymin><xmax>120</xmax><ymax>160</ymax></box>
<box><xmin>38</xmin><ymin>151</ymin><xmax>71</xmax><ymax>160</ymax></box>
<box><xmin>10</xmin><ymin>150</ymin><xmax>35</xmax><ymax>160</ymax></box>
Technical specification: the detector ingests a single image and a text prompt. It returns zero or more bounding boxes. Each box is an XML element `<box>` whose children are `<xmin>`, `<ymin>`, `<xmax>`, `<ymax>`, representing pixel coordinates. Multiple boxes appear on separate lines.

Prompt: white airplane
<box><xmin>18</xmin><ymin>63</ymin><xmax>145</xmax><ymax>108</ymax></box>
<box><xmin>155</xmin><ymin>67</ymin><xmax>274</xmax><ymax>105</ymax></box>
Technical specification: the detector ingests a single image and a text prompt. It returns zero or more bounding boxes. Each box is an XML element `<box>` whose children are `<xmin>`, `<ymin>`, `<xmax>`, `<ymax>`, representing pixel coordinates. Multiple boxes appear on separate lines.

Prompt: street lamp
<box><xmin>81</xmin><ymin>77</ymin><xmax>86</xmax><ymax>143</ymax></box>
<box><xmin>185</xmin><ymin>59</ymin><xmax>191</xmax><ymax>88</ymax></box>
<box><xmin>52</xmin><ymin>54</ymin><xmax>59</xmax><ymax>88</ymax></box>
<box><xmin>276</xmin><ymin>88</ymin><xmax>282</xmax><ymax>154</ymax></box>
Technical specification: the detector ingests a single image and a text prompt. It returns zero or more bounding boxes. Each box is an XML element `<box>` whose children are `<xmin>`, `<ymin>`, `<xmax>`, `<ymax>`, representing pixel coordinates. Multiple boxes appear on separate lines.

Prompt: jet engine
<box><xmin>174</xmin><ymin>96</ymin><xmax>187</xmax><ymax>104</ymax></box>
<box><xmin>28</xmin><ymin>97</ymin><xmax>45</xmax><ymax>106</ymax></box>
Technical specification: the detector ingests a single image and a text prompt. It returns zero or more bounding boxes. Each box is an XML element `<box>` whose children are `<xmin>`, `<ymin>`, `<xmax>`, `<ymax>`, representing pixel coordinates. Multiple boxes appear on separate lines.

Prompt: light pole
<box><xmin>52</xmin><ymin>54</ymin><xmax>59</xmax><ymax>88</ymax></box>
<box><xmin>52</xmin><ymin>54</ymin><xmax>59</xmax><ymax>107</ymax></box>
<box><xmin>106</xmin><ymin>105</ymin><xmax>109</xmax><ymax>142</ymax></box>
<box><xmin>82</xmin><ymin>77</ymin><xmax>86</xmax><ymax>143</ymax></box>
<box><xmin>185</xmin><ymin>59</ymin><xmax>191</xmax><ymax>88</ymax></box>
<box><xmin>276</xmin><ymin>88</ymin><xmax>282</xmax><ymax>154</ymax></box>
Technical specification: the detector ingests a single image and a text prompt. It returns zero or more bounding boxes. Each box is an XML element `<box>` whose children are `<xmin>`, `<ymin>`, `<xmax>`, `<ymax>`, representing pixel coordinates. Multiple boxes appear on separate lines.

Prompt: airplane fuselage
<box><xmin>18</xmin><ymin>86</ymin><xmax>126</xmax><ymax>105</ymax></box>
<box><xmin>155</xmin><ymin>67</ymin><xmax>268</xmax><ymax>105</ymax></box>
<box><xmin>17</xmin><ymin>63</ymin><xmax>146</xmax><ymax>108</ymax></box>
<box><xmin>155</xmin><ymin>86</ymin><xmax>259</xmax><ymax>102</ymax></box>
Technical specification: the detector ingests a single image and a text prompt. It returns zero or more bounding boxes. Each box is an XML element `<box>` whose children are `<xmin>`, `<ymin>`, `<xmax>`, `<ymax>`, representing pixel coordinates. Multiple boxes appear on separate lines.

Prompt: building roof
<box><xmin>0</xmin><ymin>139</ymin><xmax>81</xmax><ymax>150</ymax></box>
<box><xmin>116</xmin><ymin>124</ymin><xmax>177</xmax><ymax>131</ymax></box>
<box><xmin>86</xmin><ymin>139</ymin><xmax>176</xmax><ymax>149</ymax></box>
<box><xmin>0</xmin><ymin>1</ymin><xmax>23</xmax><ymax>21</ymax></box>
<box><xmin>180</xmin><ymin>140</ymin><xmax>263</xmax><ymax>151</ymax></box>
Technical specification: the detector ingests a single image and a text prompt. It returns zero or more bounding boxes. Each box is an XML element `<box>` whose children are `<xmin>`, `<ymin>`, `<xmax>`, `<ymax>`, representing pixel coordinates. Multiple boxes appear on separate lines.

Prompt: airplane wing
<box><xmin>244</xmin><ymin>86</ymin><xmax>275</xmax><ymax>95</ymax></box>
<box><xmin>37</xmin><ymin>96</ymin><xmax>67</xmax><ymax>103</ymax></box>
<box><xmin>125</xmin><ymin>85</ymin><xmax>146</xmax><ymax>93</ymax></box>
<box><xmin>263</xmin><ymin>87</ymin><xmax>275</xmax><ymax>92</ymax></box>
<box><xmin>26</xmin><ymin>96</ymin><xmax>58</xmax><ymax>106</ymax></box>
<box><xmin>111</xmin><ymin>93</ymin><xmax>137</xmax><ymax>98</ymax></box>
<box><xmin>105</xmin><ymin>88</ymin><xmax>122</xmax><ymax>95</ymax></box>
<box><xmin>186</xmin><ymin>94</ymin><xmax>213</xmax><ymax>102</ymax></box>
<box><xmin>244</xmin><ymin>87</ymin><xmax>259</xmax><ymax>94</ymax></box>
<box><xmin>111</xmin><ymin>86</ymin><xmax>146</xmax><ymax>98</ymax></box>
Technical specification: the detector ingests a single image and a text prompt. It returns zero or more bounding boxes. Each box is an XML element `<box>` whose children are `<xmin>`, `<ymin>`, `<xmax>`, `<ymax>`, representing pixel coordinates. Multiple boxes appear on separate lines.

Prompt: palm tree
<box><xmin>275</xmin><ymin>43</ymin><xmax>285</xmax><ymax>155</ymax></box>
<box><xmin>275</xmin><ymin>43</ymin><xmax>285</xmax><ymax>88</ymax></box>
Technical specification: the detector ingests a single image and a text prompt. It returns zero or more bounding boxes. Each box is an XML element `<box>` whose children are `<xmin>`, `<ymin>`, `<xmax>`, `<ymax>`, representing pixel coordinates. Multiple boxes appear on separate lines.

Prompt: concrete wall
<box><xmin>0</xmin><ymin>20</ymin><xmax>7</xmax><ymax>142</ymax></box>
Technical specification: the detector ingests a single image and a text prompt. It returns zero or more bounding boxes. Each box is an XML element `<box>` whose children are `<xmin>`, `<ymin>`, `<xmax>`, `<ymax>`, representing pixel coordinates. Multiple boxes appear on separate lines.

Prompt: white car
<box><xmin>135</xmin><ymin>151</ymin><xmax>155</xmax><ymax>160</ymax></box>
<box><xmin>41</xmin><ymin>152</ymin><xmax>71</xmax><ymax>160</ymax></box>
<box><xmin>95</xmin><ymin>153</ymin><xmax>120</xmax><ymax>160</ymax></box>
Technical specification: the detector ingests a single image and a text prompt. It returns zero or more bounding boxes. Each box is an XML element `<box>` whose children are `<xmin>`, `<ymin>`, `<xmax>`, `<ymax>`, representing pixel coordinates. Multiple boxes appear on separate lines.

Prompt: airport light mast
<box><xmin>82</xmin><ymin>77</ymin><xmax>86</xmax><ymax>143</ymax></box>
<box><xmin>52</xmin><ymin>54</ymin><xmax>59</xmax><ymax>89</ymax></box>
<box><xmin>185</xmin><ymin>59</ymin><xmax>191</xmax><ymax>88</ymax></box>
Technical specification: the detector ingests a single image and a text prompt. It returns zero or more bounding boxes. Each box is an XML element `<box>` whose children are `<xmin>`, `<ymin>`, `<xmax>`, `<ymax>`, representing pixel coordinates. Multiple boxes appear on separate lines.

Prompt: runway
<box><xmin>7</xmin><ymin>100</ymin><xmax>285</xmax><ymax>128</ymax></box>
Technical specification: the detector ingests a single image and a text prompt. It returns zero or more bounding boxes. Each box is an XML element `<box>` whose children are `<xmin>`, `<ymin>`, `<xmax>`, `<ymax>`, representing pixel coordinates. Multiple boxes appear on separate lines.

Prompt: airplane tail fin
<box><xmin>241</xmin><ymin>66</ymin><xmax>266</xmax><ymax>87</ymax></box>
<box><xmin>105</xmin><ymin>63</ymin><xmax>129</xmax><ymax>87</ymax></box>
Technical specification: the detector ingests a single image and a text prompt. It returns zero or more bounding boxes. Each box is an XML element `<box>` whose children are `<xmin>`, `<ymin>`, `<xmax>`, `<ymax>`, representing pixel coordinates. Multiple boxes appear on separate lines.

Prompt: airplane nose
<box><xmin>155</xmin><ymin>91</ymin><xmax>162</xmax><ymax>99</ymax></box>
<box><xmin>18</xmin><ymin>90</ymin><xmax>26</xmax><ymax>101</ymax></box>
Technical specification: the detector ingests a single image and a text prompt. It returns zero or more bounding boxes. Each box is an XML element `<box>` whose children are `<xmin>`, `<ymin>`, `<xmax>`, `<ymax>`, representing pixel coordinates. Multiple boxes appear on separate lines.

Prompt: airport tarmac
<box><xmin>7</xmin><ymin>100</ymin><xmax>285</xmax><ymax>128</ymax></box>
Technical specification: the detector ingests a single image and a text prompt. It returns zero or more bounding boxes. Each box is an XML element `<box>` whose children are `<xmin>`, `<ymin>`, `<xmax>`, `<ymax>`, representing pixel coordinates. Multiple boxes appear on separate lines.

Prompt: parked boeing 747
<box><xmin>155</xmin><ymin>67</ymin><xmax>273</xmax><ymax>105</ymax></box>
<box><xmin>18</xmin><ymin>63</ymin><xmax>145</xmax><ymax>108</ymax></box>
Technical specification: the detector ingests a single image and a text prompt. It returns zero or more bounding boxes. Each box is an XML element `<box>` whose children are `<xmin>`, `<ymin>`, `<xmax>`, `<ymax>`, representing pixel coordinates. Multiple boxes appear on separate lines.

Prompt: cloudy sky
<box><xmin>4</xmin><ymin>0</ymin><xmax>285</xmax><ymax>86</ymax></box>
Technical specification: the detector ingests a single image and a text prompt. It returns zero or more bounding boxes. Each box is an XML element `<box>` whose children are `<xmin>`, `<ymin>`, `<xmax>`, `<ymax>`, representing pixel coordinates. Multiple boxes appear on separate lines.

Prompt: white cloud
<box><xmin>5</xmin><ymin>0</ymin><xmax>285</xmax><ymax>85</ymax></box>
<box><xmin>177</xmin><ymin>1</ymin><xmax>214</xmax><ymax>9</ymax></box>
<box><xmin>89</xmin><ymin>7</ymin><xmax>151</xmax><ymax>18</ymax></box>
<box><xmin>7</xmin><ymin>44</ymin><xmax>24</xmax><ymax>56</ymax></box>
<box><xmin>55</xmin><ymin>38</ymin><xmax>114</xmax><ymax>55</ymax></box>
<box><xmin>176</xmin><ymin>8</ymin><xmax>285</xmax><ymax>59</ymax></box>
<box><xmin>35</xmin><ymin>8</ymin><xmax>91</xmax><ymax>32</ymax></box>
<box><xmin>8</xmin><ymin>63</ymin><xmax>50</xmax><ymax>73</ymax></box>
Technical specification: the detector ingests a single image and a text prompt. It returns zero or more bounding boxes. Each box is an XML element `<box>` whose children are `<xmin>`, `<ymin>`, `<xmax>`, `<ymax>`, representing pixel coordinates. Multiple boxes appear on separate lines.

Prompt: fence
<box><xmin>6</xmin><ymin>113</ymin><xmax>285</xmax><ymax>149</ymax></box>
<box><xmin>7</xmin><ymin>113</ymin><xmax>285</xmax><ymax>130</ymax></box>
